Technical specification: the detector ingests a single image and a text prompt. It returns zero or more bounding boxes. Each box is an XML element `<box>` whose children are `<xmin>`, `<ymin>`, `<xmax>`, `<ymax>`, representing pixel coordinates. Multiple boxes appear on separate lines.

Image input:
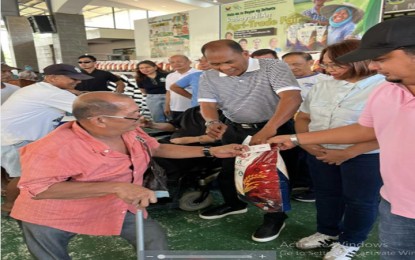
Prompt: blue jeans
<box><xmin>379</xmin><ymin>198</ymin><xmax>415</xmax><ymax>259</ymax></box>
<box><xmin>307</xmin><ymin>153</ymin><xmax>382</xmax><ymax>246</ymax></box>
<box><xmin>21</xmin><ymin>212</ymin><xmax>168</xmax><ymax>260</ymax></box>
<box><xmin>146</xmin><ymin>94</ymin><xmax>167</xmax><ymax>122</ymax></box>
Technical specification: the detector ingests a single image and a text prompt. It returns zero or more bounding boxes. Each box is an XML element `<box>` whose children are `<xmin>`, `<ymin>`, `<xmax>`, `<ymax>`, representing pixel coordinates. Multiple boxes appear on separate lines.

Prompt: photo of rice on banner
<box><xmin>286</xmin><ymin>22</ymin><xmax>327</xmax><ymax>51</ymax></box>
<box><xmin>288</xmin><ymin>0</ymin><xmax>384</xmax><ymax>52</ymax></box>
<box><xmin>235</xmin><ymin>136</ymin><xmax>290</xmax><ymax>212</ymax></box>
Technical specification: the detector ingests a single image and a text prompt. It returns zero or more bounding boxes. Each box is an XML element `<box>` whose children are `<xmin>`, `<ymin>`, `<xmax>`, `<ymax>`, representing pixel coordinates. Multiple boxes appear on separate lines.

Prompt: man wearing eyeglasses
<box><xmin>10</xmin><ymin>91</ymin><xmax>246</xmax><ymax>259</ymax></box>
<box><xmin>76</xmin><ymin>54</ymin><xmax>125</xmax><ymax>93</ymax></box>
<box><xmin>281</xmin><ymin>52</ymin><xmax>331</xmax><ymax>203</ymax></box>
<box><xmin>1</xmin><ymin>63</ymin><xmax>93</xmax><ymax>217</ymax></box>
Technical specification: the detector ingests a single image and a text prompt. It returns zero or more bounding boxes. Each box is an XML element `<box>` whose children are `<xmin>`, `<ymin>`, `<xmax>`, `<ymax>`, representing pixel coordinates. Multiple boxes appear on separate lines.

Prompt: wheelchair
<box><xmin>153</xmin><ymin>154</ymin><xmax>222</xmax><ymax>211</ymax></box>
<box><xmin>143</xmin><ymin>105</ymin><xmax>224</xmax><ymax>211</ymax></box>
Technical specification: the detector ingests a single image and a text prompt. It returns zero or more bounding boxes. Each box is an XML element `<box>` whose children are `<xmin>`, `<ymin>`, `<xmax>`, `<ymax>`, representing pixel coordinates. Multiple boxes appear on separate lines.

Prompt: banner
<box><xmin>221</xmin><ymin>0</ymin><xmax>384</xmax><ymax>53</ymax></box>
<box><xmin>384</xmin><ymin>0</ymin><xmax>415</xmax><ymax>13</ymax></box>
<box><xmin>148</xmin><ymin>13</ymin><xmax>190</xmax><ymax>58</ymax></box>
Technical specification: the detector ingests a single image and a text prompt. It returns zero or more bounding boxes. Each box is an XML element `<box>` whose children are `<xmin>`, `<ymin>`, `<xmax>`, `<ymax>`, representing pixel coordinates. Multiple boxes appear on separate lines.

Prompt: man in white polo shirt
<box><xmin>165</xmin><ymin>55</ymin><xmax>198</xmax><ymax>120</ymax></box>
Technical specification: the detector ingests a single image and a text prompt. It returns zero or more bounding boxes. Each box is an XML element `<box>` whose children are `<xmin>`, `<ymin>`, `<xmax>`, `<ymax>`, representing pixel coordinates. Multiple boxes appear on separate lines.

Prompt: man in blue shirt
<box><xmin>170</xmin><ymin>57</ymin><xmax>210</xmax><ymax>107</ymax></box>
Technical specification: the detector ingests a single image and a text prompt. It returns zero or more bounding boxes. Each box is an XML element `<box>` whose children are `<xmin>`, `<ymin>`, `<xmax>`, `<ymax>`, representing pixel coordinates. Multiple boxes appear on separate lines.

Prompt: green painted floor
<box><xmin>1</xmin><ymin>191</ymin><xmax>381</xmax><ymax>260</ymax></box>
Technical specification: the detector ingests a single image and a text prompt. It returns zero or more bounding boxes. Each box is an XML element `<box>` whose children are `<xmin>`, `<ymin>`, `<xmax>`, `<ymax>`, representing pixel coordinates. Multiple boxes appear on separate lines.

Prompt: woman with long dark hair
<box><xmin>136</xmin><ymin>60</ymin><xmax>169</xmax><ymax>122</ymax></box>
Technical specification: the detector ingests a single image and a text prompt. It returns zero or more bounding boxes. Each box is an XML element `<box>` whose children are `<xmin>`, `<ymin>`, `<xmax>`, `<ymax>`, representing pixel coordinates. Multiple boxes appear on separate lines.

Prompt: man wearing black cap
<box><xmin>76</xmin><ymin>54</ymin><xmax>125</xmax><ymax>93</ymax></box>
<box><xmin>1</xmin><ymin>63</ymin><xmax>93</xmax><ymax>216</ymax></box>
<box><xmin>267</xmin><ymin>16</ymin><xmax>415</xmax><ymax>259</ymax></box>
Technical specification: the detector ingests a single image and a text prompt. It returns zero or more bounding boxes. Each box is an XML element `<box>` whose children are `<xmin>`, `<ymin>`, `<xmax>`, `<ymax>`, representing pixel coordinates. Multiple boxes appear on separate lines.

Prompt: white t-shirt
<box><xmin>1</xmin><ymin>82</ymin><xmax>76</xmax><ymax>145</ymax></box>
<box><xmin>165</xmin><ymin>68</ymin><xmax>198</xmax><ymax>112</ymax></box>
<box><xmin>297</xmin><ymin>73</ymin><xmax>331</xmax><ymax>100</ymax></box>
<box><xmin>1</xmin><ymin>83</ymin><xmax>20</xmax><ymax>104</ymax></box>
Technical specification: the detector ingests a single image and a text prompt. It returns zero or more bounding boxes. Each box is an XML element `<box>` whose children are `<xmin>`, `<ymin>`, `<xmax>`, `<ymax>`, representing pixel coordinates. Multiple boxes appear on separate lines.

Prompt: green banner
<box><xmin>148</xmin><ymin>13</ymin><xmax>190</xmax><ymax>58</ymax></box>
<box><xmin>221</xmin><ymin>0</ymin><xmax>384</xmax><ymax>53</ymax></box>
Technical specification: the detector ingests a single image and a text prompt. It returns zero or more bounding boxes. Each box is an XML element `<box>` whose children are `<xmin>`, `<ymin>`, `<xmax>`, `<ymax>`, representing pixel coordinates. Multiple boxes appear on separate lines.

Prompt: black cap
<box><xmin>43</xmin><ymin>63</ymin><xmax>93</xmax><ymax>80</ymax></box>
<box><xmin>337</xmin><ymin>16</ymin><xmax>415</xmax><ymax>62</ymax></box>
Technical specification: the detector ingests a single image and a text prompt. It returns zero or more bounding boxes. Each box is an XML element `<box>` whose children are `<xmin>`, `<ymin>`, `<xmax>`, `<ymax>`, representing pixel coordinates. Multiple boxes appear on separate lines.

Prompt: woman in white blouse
<box><xmin>294</xmin><ymin>39</ymin><xmax>384</xmax><ymax>260</ymax></box>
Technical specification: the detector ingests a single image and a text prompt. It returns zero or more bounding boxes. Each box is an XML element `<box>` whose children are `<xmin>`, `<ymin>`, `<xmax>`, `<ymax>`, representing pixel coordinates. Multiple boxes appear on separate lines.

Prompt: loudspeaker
<box><xmin>27</xmin><ymin>15</ymin><xmax>56</xmax><ymax>33</ymax></box>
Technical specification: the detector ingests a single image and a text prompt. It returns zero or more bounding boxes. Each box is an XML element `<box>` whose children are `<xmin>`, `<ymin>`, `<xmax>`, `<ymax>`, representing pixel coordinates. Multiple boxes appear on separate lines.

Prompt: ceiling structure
<box><xmin>18</xmin><ymin>0</ymin><xmax>241</xmax><ymax>19</ymax></box>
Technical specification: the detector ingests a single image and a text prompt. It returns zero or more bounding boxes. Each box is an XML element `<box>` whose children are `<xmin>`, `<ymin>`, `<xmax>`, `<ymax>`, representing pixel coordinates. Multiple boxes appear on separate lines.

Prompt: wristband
<box><xmin>202</xmin><ymin>146</ymin><xmax>213</xmax><ymax>157</ymax></box>
<box><xmin>204</xmin><ymin>120</ymin><xmax>221</xmax><ymax>127</ymax></box>
<box><xmin>290</xmin><ymin>134</ymin><xmax>300</xmax><ymax>146</ymax></box>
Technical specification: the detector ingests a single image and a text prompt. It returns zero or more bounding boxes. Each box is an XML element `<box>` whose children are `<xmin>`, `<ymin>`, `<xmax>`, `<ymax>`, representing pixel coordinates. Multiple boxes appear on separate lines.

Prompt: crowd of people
<box><xmin>1</xmin><ymin>16</ymin><xmax>414</xmax><ymax>260</ymax></box>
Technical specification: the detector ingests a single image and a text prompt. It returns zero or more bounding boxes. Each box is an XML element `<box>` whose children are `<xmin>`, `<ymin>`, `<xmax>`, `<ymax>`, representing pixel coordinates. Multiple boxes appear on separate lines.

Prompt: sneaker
<box><xmin>292</xmin><ymin>190</ymin><xmax>316</xmax><ymax>203</ymax></box>
<box><xmin>199</xmin><ymin>204</ymin><xmax>247</xmax><ymax>220</ymax></box>
<box><xmin>324</xmin><ymin>243</ymin><xmax>360</xmax><ymax>260</ymax></box>
<box><xmin>296</xmin><ymin>232</ymin><xmax>339</xmax><ymax>249</ymax></box>
<box><xmin>252</xmin><ymin>213</ymin><xmax>287</xmax><ymax>242</ymax></box>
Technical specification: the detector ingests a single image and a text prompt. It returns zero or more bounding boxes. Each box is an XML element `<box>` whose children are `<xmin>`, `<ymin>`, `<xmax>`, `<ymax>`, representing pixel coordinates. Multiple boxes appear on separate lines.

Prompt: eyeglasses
<box><xmin>319</xmin><ymin>63</ymin><xmax>344</xmax><ymax>70</ymax></box>
<box><xmin>78</xmin><ymin>61</ymin><xmax>93</xmax><ymax>64</ymax></box>
<box><xmin>89</xmin><ymin>115</ymin><xmax>140</xmax><ymax>122</ymax></box>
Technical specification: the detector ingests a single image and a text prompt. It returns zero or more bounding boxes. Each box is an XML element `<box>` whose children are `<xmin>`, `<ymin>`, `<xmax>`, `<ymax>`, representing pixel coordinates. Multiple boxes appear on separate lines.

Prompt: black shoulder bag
<box><xmin>136</xmin><ymin>136</ymin><xmax>169</xmax><ymax>194</ymax></box>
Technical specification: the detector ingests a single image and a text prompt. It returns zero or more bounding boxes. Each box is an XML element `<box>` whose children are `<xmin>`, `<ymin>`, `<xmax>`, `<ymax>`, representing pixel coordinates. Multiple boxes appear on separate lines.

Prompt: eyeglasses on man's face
<box><xmin>96</xmin><ymin>115</ymin><xmax>140</xmax><ymax>122</ymax></box>
<box><xmin>78</xmin><ymin>61</ymin><xmax>93</xmax><ymax>64</ymax></box>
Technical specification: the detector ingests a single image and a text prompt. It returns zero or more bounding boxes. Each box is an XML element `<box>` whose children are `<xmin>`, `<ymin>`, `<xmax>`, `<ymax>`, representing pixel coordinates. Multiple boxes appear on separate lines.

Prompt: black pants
<box><xmin>219</xmin><ymin>119</ymin><xmax>301</xmax><ymax>208</ymax></box>
<box><xmin>170</xmin><ymin>111</ymin><xmax>184</xmax><ymax>121</ymax></box>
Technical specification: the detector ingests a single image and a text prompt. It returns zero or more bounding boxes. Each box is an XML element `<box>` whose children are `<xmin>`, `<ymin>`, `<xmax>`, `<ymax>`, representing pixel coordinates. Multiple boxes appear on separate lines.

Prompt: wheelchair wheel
<box><xmin>179</xmin><ymin>191</ymin><xmax>213</xmax><ymax>211</ymax></box>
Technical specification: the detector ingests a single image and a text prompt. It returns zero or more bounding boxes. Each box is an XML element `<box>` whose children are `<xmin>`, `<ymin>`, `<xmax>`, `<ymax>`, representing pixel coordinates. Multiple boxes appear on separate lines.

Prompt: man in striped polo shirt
<box><xmin>198</xmin><ymin>39</ymin><xmax>302</xmax><ymax>242</ymax></box>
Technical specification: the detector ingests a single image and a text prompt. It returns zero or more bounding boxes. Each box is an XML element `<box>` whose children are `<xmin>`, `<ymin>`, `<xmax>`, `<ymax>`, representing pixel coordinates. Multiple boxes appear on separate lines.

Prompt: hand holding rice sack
<box><xmin>235</xmin><ymin>136</ymin><xmax>290</xmax><ymax>212</ymax></box>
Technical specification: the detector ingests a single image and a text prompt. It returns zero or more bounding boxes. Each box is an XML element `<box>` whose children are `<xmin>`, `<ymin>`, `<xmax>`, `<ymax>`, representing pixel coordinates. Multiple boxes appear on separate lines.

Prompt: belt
<box><xmin>226</xmin><ymin>119</ymin><xmax>267</xmax><ymax>129</ymax></box>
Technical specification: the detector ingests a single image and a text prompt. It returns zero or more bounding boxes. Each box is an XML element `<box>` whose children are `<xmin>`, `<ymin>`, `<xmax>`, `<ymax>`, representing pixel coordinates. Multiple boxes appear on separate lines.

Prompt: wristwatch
<box><xmin>289</xmin><ymin>134</ymin><xmax>300</xmax><ymax>146</ymax></box>
<box><xmin>202</xmin><ymin>146</ymin><xmax>213</xmax><ymax>157</ymax></box>
<box><xmin>204</xmin><ymin>120</ymin><xmax>221</xmax><ymax>127</ymax></box>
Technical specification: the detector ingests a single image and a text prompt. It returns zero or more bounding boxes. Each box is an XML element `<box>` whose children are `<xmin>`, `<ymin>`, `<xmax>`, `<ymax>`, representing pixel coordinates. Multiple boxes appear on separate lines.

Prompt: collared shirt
<box><xmin>176</xmin><ymin>71</ymin><xmax>204</xmax><ymax>107</ymax></box>
<box><xmin>198</xmin><ymin>58</ymin><xmax>300</xmax><ymax>123</ymax></box>
<box><xmin>166</xmin><ymin>68</ymin><xmax>198</xmax><ymax>112</ymax></box>
<box><xmin>1</xmin><ymin>82</ymin><xmax>75</xmax><ymax>145</ymax></box>
<box><xmin>296</xmin><ymin>73</ymin><xmax>332</xmax><ymax>100</ymax></box>
<box><xmin>359</xmin><ymin>82</ymin><xmax>415</xmax><ymax>219</ymax></box>
<box><xmin>137</xmin><ymin>72</ymin><xmax>168</xmax><ymax>95</ymax></box>
<box><xmin>11</xmin><ymin>122</ymin><xmax>159</xmax><ymax>236</ymax></box>
<box><xmin>76</xmin><ymin>69</ymin><xmax>120</xmax><ymax>92</ymax></box>
<box><xmin>300</xmin><ymin>74</ymin><xmax>385</xmax><ymax>150</ymax></box>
